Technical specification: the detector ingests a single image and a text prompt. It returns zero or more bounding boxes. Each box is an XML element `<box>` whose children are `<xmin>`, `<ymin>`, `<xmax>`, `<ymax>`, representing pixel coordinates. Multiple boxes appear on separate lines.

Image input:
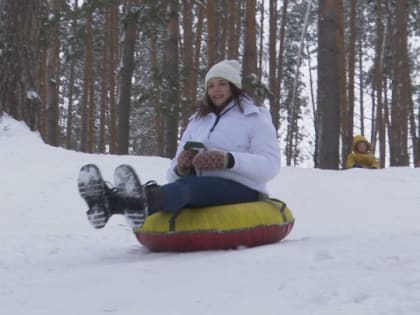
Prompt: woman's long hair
<box><xmin>196</xmin><ymin>83</ymin><xmax>261</xmax><ymax>117</ymax></box>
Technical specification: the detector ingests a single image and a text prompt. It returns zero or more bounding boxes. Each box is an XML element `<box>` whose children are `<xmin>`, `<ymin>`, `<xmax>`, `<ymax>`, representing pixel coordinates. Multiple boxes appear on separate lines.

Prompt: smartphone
<box><xmin>183</xmin><ymin>141</ymin><xmax>206</xmax><ymax>152</ymax></box>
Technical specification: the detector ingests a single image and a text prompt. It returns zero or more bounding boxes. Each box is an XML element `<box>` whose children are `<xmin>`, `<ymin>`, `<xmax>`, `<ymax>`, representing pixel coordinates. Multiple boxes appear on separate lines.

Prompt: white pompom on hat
<box><xmin>204</xmin><ymin>60</ymin><xmax>242</xmax><ymax>89</ymax></box>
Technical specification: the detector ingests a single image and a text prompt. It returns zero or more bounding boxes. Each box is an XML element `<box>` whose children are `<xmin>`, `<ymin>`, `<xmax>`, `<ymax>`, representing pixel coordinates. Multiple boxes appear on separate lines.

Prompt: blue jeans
<box><xmin>150</xmin><ymin>176</ymin><xmax>259</xmax><ymax>214</ymax></box>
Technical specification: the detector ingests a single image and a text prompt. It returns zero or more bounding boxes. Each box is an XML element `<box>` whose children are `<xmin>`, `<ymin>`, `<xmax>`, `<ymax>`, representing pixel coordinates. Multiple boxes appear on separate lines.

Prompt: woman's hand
<box><xmin>192</xmin><ymin>150</ymin><xmax>229</xmax><ymax>170</ymax></box>
<box><xmin>176</xmin><ymin>150</ymin><xmax>197</xmax><ymax>176</ymax></box>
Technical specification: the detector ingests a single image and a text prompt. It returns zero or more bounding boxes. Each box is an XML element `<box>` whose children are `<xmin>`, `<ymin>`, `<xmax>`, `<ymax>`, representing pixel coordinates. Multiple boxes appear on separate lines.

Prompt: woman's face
<box><xmin>206</xmin><ymin>78</ymin><xmax>232</xmax><ymax>107</ymax></box>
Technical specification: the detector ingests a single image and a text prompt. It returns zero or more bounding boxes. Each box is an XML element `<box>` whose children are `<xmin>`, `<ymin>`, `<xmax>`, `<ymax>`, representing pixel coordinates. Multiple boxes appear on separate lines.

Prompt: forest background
<box><xmin>0</xmin><ymin>0</ymin><xmax>419</xmax><ymax>169</ymax></box>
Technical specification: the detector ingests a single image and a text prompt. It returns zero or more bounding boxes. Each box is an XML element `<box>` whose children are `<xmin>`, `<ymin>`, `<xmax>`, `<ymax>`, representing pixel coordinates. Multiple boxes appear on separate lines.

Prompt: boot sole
<box><xmin>78</xmin><ymin>164</ymin><xmax>109</xmax><ymax>229</ymax></box>
<box><xmin>114</xmin><ymin>164</ymin><xmax>148</xmax><ymax>229</ymax></box>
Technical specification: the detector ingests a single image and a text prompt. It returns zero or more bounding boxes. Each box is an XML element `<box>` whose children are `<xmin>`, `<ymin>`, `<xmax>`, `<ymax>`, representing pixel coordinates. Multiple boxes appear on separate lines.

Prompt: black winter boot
<box><xmin>144</xmin><ymin>181</ymin><xmax>165</xmax><ymax>215</ymax></box>
<box><xmin>78</xmin><ymin>164</ymin><xmax>111</xmax><ymax>229</ymax></box>
<box><xmin>113</xmin><ymin>164</ymin><xmax>148</xmax><ymax>229</ymax></box>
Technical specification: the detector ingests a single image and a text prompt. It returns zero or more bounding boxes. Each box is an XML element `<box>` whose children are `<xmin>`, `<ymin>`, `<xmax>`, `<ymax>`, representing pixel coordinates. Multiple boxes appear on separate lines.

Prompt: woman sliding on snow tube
<box><xmin>78</xmin><ymin>60</ymin><xmax>293</xmax><ymax>251</ymax></box>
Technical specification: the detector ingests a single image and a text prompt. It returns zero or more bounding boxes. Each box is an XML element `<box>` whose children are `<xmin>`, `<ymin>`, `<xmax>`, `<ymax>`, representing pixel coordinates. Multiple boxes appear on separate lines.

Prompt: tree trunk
<box><xmin>116</xmin><ymin>4</ymin><xmax>139</xmax><ymax>155</ymax></box>
<box><xmin>38</xmin><ymin>45</ymin><xmax>48</xmax><ymax>138</ymax></box>
<box><xmin>65</xmin><ymin>55</ymin><xmax>76</xmax><ymax>149</ymax></box>
<box><xmin>401</xmin><ymin>16</ymin><xmax>418</xmax><ymax>165</ymax></box>
<box><xmin>257</xmin><ymin>0</ymin><xmax>264</xmax><ymax>81</ymax></box>
<box><xmin>286</xmin><ymin>2</ymin><xmax>311</xmax><ymax>166</ymax></box>
<box><xmin>389</xmin><ymin>0</ymin><xmax>409</xmax><ymax>166</ymax></box>
<box><xmin>99</xmin><ymin>3</ymin><xmax>110</xmax><ymax>153</ymax></box>
<box><xmin>0</xmin><ymin>0</ymin><xmax>45</xmax><ymax>130</ymax></box>
<box><xmin>358</xmin><ymin>19</ymin><xmax>365</xmax><ymax>136</ymax></box>
<box><xmin>268</xmin><ymin>0</ymin><xmax>278</xmax><ymax>132</ymax></box>
<box><xmin>417</xmin><ymin>106</ymin><xmax>420</xmax><ymax>167</ymax></box>
<box><xmin>316</xmin><ymin>0</ymin><xmax>340</xmax><ymax>169</ymax></box>
<box><xmin>207</xmin><ymin>0</ymin><xmax>217</xmax><ymax>65</ymax></box>
<box><xmin>345</xmin><ymin>0</ymin><xmax>356</xmax><ymax>163</ymax></box>
<box><xmin>243</xmin><ymin>0</ymin><xmax>257</xmax><ymax>95</ymax></box>
<box><xmin>162</xmin><ymin>0</ymin><xmax>180</xmax><ymax>158</ymax></box>
<box><xmin>306</xmin><ymin>41</ymin><xmax>317</xmax><ymax>140</ymax></box>
<box><xmin>384</xmin><ymin>76</ymin><xmax>391</xmax><ymax>158</ymax></box>
<box><xmin>226</xmin><ymin>1</ymin><xmax>241</xmax><ymax>60</ymax></box>
<box><xmin>408</xmin><ymin>90</ymin><xmax>419</xmax><ymax>166</ymax></box>
<box><xmin>192</xmin><ymin>3</ymin><xmax>204</xmax><ymax>108</ymax></box>
<box><xmin>65</xmin><ymin>0</ymin><xmax>78</xmax><ymax>150</ymax></box>
<box><xmin>151</xmin><ymin>30</ymin><xmax>163</xmax><ymax>156</ymax></box>
<box><xmin>109</xmin><ymin>1</ymin><xmax>119</xmax><ymax>154</ymax></box>
<box><xmin>80</xmin><ymin>9</ymin><xmax>93</xmax><ymax>152</ymax></box>
<box><xmin>87</xmin><ymin>12</ymin><xmax>96</xmax><ymax>153</ymax></box>
<box><xmin>336</xmin><ymin>0</ymin><xmax>348</xmax><ymax>167</ymax></box>
<box><xmin>45</xmin><ymin>0</ymin><xmax>61</xmax><ymax>147</ymax></box>
<box><xmin>373</xmin><ymin>0</ymin><xmax>385</xmax><ymax>167</ymax></box>
<box><xmin>217</xmin><ymin>0</ymin><xmax>227</xmax><ymax>60</ymax></box>
<box><xmin>274</xmin><ymin>0</ymin><xmax>289</xmax><ymax>132</ymax></box>
<box><xmin>181</xmin><ymin>0</ymin><xmax>194</xmax><ymax>130</ymax></box>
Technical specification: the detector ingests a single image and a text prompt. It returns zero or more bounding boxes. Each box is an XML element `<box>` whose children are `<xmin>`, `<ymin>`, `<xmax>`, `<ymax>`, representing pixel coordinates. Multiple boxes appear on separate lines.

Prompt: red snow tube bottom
<box><xmin>134</xmin><ymin>199</ymin><xmax>295</xmax><ymax>252</ymax></box>
<box><xmin>137</xmin><ymin>224</ymin><xmax>294</xmax><ymax>252</ymax></box>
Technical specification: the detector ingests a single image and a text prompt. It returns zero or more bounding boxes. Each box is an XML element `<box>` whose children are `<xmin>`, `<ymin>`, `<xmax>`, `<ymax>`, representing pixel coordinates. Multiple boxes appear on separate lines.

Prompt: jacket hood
<box><xmin>352</xmin><ymin>135</ymin><xmax>371</xmax><ymax>151</ymax></box>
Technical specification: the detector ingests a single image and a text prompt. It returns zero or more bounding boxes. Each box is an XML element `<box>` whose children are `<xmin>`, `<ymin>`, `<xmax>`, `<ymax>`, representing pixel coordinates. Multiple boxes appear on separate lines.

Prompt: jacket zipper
<box><xmin>209</xmin><ymin>104</ymin><xmax>236</xmax><ymax>133</ymax></box>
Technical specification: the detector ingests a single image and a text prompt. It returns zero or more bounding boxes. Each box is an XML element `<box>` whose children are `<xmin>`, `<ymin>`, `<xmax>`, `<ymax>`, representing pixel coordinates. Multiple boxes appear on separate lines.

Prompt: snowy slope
<box><xmin>1</xmin><ymin>115</ymin><xmax>420</xmax><ymax>315</ymax></box>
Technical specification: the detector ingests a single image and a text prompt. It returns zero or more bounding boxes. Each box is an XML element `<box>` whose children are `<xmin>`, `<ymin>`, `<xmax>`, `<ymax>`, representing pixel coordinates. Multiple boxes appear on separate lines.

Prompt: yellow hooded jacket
<box><xmin>346</xmin><ymin>135</ymin><xmax>380</xmax><ymax>169</ymax></box>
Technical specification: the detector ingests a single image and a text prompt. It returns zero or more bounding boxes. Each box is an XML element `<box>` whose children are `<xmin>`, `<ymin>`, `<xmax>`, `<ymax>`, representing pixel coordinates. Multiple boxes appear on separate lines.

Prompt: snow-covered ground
<box><xmin>1</xmin><ymin>115</ymin><xmax>420</xmax><ymax>315</ymax></box>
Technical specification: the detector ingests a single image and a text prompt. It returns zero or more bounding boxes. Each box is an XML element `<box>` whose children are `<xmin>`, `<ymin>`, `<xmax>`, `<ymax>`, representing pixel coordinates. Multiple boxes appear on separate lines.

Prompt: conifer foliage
<box><xmin>0</xmin><ymin>0</ymin><xmax>418</xmax><ymax>167</ymax></box>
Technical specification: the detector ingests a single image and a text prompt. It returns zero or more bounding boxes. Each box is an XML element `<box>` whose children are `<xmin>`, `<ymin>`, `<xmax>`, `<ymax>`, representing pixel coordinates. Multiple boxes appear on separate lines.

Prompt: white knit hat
<box><xmin>204</xmin><ymin>60</ymin><xmax>242</xmax><ymax>89</ymax></box>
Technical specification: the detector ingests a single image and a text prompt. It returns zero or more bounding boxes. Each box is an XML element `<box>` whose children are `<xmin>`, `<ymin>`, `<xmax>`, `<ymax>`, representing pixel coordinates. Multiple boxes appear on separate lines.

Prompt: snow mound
<box><xmin>0</xmin><ymin>114</ymin><xmax>44</xmax><ymax>144</ymax></box>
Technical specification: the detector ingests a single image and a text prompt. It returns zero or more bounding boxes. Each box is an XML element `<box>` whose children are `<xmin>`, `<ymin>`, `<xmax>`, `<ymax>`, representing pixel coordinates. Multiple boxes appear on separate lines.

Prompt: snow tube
<box><xmin>134</xmin><ymin>199</ymin><xmax>294</xmax><ymax>252</ymax></box>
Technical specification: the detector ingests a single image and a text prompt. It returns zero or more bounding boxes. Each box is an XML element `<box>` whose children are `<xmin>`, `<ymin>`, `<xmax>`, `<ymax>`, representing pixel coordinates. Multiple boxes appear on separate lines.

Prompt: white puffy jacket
<box><xmin>167</xmin><ymin>96</ymin><xmax>280</xmax><ymax>194</ymax></box>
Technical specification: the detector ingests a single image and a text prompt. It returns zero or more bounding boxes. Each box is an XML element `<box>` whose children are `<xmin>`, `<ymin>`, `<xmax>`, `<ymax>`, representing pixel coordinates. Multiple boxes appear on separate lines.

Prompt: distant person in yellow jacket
<box><xmin>346</xmin><ymin>135</ymin><xmax>380</xmax><ymax>169</ymax></box>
